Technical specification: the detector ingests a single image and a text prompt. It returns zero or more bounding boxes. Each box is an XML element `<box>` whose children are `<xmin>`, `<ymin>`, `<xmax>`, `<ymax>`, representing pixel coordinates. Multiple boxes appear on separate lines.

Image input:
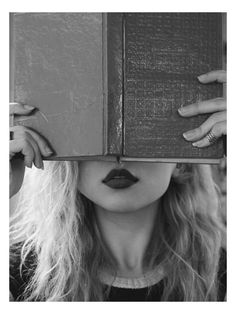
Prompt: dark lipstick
<box><xmin>102</xmin><ymin>168</ymin><xmax>139</xmax><ymax>189</ymax></box>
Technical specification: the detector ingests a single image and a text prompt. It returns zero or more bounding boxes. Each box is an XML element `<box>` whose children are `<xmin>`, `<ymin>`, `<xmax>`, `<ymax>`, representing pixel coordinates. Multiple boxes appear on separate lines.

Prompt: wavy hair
<box><xmin>10</xmin><ymin>161</ymin><xmax>225</xmax><ymax>301</ymax></box>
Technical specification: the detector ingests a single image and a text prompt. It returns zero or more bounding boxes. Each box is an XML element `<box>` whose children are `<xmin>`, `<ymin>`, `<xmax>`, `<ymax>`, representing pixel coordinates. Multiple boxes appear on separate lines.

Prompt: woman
<box><xmin>9</xmin><ymin>70</ymin><xmax>226</xmax><ymax>301</ymax></box>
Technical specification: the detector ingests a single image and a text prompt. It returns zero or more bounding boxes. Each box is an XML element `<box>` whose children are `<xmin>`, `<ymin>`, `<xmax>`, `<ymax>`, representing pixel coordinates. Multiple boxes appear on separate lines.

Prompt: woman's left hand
<box><xmin>178</xmin><ymin>70</ymin><xmax>226</xmax><ymax>147</ymax></box>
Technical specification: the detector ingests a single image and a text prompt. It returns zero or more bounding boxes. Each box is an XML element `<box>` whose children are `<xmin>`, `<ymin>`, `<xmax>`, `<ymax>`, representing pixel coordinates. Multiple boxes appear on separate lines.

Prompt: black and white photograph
<box><xmin>9</xmin><ymin>10</ymin><xmax>227</xmax><ymax>302</ymax></box>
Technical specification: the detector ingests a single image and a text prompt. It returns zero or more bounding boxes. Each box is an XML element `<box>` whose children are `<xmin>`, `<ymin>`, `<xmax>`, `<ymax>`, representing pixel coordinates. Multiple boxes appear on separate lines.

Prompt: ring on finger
<box><xmin>206</xmin><ymin>130</ymin><xmax>218</xmax><ymax>144</ymax></box>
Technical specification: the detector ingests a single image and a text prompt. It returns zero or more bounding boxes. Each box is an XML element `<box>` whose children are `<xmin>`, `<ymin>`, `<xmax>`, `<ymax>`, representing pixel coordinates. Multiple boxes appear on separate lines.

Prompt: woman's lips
<box><xmin>102</xmin><ymin>168</ymin><xmax>139</xmax><ymax>189</ymax></box>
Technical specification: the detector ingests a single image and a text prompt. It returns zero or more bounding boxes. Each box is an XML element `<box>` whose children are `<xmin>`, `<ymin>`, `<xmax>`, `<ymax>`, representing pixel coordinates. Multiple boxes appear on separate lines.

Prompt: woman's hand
<box><xmin>10</xmin><ymin>103</ymin><xmax>53</xmax><ymax>198</ymax></box>
<box><xmin>178</xmin><ymin>70</ymin><xmax>226</xmax><ymax>148</ymax></box>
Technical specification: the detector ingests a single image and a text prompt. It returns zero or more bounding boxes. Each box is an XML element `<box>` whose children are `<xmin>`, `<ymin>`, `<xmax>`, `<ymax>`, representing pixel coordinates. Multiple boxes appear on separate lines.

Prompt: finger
<box><xmin>25</xmin><ymin>129</ymin><xmax>54</xmax><ymax>157</ymax></box>
<box><xmin>192</xmin><ymin>122</ymin><xmax>226</xmax><ymax>148</ymax></box>
<box><xmin>178</xmin><ymin>98</ymin><xmax>226</xmax><ymax>117</ymax></box>
<box><xmin>10</xmin><ymin>128</ymin><xmax>44</xmax><ymax>169</ymax></box>
<box><xmin>10</xmin><ymin>126</ymin><xmax>53</xmax><ymax>157</ymax></box>
<box><xmin>198</xmin><ymin>70</ymin><xmax>226</xmax><ymax>83</ymax></box>
<box><xmin>10</xmin><ymin>102</ymin><xmax>35</xmax><ymax>116</ymax></box>
<box><xmin>182</xmin><ymin>111</ymin><xmax>226</xmax><ymax>141</ymax></box>
<box><xmin>24</xmin><ymin>132</ymin><xmax>44</xmax><ymax>169</ymax></box>
<box><xmin>10</xmin><ymin>138</ymin><xmax>34</xmax><ymax>168</ymax></box>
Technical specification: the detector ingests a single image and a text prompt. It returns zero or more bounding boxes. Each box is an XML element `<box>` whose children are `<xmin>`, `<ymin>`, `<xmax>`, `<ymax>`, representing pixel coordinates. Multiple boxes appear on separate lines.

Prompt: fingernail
<box><xmin>44</xmin><ymin>147</ymin><xmax>53</xmax><ymax>155</ymax></box>
<box><xmin>23</xmin><ymin>104</ymin><xmax>35</xmax><ymax>110</ymax></box>
<box><xmin>197</xmin><ymin>74</ymin><xmax>206</xmax><ymax>81</ymax></box>
<box><xmin>192</xmin><ymin>141</ymin><xmax>203</xmax><ymax>147</ymax></box>
<box><xmin>178</xmin><ymin>107</ymin><xmax>187</xmax><ymax>115</ymax></box>
<box><xmin>183</xmin><ymin>130</ymin><xmax>195</xmax><ymax>140</ymax></box>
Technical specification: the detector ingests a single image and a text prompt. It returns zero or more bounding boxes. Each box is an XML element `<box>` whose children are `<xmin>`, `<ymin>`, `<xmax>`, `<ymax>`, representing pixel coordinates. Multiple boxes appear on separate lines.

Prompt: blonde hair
<box><xmin>10</xmin><ymin>161</ymin><xmax>225</xmax><ymax>301</ymax></box>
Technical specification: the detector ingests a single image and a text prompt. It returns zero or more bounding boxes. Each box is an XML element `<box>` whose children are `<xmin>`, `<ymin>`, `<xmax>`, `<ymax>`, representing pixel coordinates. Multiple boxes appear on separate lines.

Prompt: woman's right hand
<box><xmin>10</xmin><ymin>103</ymin><xmax>54</xmax><ymax>198</ymax></box>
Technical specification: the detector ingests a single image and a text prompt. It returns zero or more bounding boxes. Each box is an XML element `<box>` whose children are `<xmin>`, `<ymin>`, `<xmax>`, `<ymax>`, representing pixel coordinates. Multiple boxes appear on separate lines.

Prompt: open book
<box><xmin>10</xmin><ymin>13</ymin><xmax>225</xmax><ymax>163</ymax></box>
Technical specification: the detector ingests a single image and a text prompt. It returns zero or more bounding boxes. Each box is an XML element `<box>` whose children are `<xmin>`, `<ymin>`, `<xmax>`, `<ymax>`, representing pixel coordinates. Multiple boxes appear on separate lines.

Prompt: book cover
<box><xmin>123</xmin><ymin>13</ymin><xmax>224</xmax><ymax>161</ymax></box>
<box><xmin>10</xmin><ymin>13</ymin><xmax>106</xmax><ymax>158</ymax></box>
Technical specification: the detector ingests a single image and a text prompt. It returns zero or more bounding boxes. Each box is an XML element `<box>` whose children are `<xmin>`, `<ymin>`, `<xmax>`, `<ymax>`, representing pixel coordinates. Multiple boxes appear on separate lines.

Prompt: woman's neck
<box><xmin>94</xmin><ymin>201</ymin><xmax>159</xmax><ymax>278</ymax></box>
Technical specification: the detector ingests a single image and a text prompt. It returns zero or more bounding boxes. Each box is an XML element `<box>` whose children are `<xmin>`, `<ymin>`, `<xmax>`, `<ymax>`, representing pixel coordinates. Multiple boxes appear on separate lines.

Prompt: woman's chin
<box><xmin>93</xmin><ymin>193</ymin><xmax>158</xmax><ymax>214</ymax></box>
<box><xmin>95</xmin><ymin>200</ymin><xmax>142</xmax><ymax>213</ymax></box>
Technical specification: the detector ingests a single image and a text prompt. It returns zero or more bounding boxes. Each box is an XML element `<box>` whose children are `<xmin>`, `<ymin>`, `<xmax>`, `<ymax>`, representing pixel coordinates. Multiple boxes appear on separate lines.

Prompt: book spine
<box><xmin>105</xmin><ymin>13</ymin><xmax>123</xmax><ymax>155</ymax></box>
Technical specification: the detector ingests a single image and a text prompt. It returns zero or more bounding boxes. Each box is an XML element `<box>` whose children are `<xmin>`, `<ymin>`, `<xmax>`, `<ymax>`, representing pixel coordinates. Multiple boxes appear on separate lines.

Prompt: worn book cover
<box><xmin>10</xmin><ymin>12</ymin><xmax>225</xmax><ymax>163</ymax></box>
